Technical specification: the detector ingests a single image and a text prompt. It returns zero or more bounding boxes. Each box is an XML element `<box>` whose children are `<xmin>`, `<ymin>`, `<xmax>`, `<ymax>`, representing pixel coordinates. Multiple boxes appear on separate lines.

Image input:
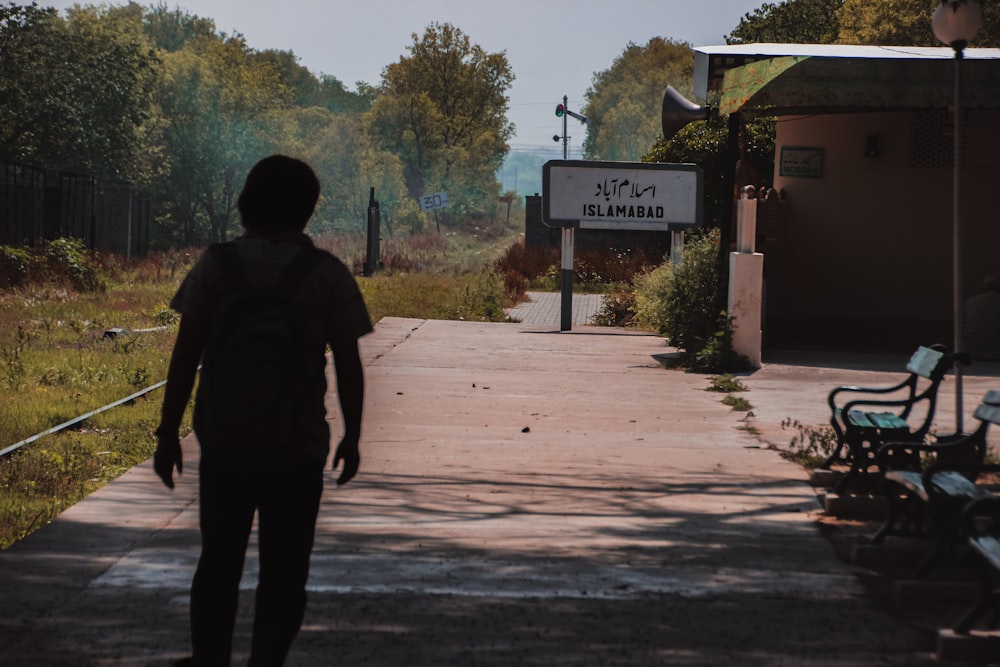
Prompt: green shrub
<box><xmin>662</xmin><ymin>229</ymin><xmax>722</xmax><ymax>353</ymax></box>
<box><xmin>0</xmin><ymin>245</ymin><xmax>33</xmax><ymax>288</ymax></box>
<box><xmin>45</xmin><ymin>238</ymin><xmax>106</xmax><ymax>292</ymax></box>
<box><xmin>633</xmin><ymin>261</ymin><xmax>674</xmax><ymax>333</ymax></box>
<box><xmin>690</xmin><ymin>317</ymin><xmax>753</xmax><ymax>373</ymax></box>
<box><xmin>707</xmin><ymin>373</ymin><xmax>748</xmax><ymax>393</ymax></box>
<box><xmin>780</xmin><ymin>418</ymin><xmax>837</xmax><ymax>468</ymax></box>
<box><xmin>592</xmin><ymin>287</ymin><xmax>637</xmax><ymax>327</ymax></box>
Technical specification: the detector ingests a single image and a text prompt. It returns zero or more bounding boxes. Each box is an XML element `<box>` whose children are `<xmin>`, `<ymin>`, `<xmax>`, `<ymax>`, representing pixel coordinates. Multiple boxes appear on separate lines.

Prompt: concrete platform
<box><xmin>2</xmin><ymin>311</ymin><xmax>999</xmax><ymax>666</ymax></box>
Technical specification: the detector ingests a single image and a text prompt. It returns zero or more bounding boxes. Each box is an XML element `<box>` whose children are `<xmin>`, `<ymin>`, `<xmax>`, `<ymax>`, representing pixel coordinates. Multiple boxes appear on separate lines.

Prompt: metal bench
<box><xmin>822</xmin><ymin>344</ymin><xmax>959</xmax><ymax>493</ymax></box>
<box><xmin>872</xmin><ymin>391</ymin><xmax>1000</xmax><ymax>577</ymax></box>
<box><xmin>954</xmin><ymin>495</ymin><xmax>1000</xmax><ymax>634</ymax></box>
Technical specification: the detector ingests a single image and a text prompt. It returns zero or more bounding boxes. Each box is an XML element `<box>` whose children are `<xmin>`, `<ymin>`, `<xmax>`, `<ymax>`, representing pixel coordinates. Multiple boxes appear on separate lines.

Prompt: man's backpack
<box><xmin>194</xmin><ymin>242</ymin><xmax>325</xmax><ymax>457</ymax></box>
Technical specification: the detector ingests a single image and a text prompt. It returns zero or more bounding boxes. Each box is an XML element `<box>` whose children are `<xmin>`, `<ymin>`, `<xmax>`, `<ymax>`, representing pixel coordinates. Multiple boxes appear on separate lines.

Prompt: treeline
<box><xmin>0</xmin><ymin>3</ymin><xmax>514</xmax><ymax>248</ymax></box>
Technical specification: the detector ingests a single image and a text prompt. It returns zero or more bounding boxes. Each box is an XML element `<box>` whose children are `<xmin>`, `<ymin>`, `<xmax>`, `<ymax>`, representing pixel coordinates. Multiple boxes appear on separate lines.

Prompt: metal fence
<box><xmin>0</xmin><ymin>160</ymin><xmax>150</xmax><ymax>257</ymax></box>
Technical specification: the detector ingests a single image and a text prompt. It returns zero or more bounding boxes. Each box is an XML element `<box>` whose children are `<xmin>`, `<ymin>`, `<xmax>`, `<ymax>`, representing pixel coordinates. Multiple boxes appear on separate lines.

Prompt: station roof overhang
<box><xmin>693</xmin><ymin>43</ymin><xmax>1000</xmax><ymax>117</ymax></box>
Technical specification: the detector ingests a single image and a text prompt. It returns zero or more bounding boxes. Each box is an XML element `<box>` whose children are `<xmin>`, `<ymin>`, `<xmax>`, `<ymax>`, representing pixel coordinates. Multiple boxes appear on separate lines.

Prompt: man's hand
<box><xmin>153</xmin><ymin>432</ymin><xmax>183</xmax><ymax>490</ymax></box>
<box><xmin>332</xmin><ymin>437</ymin><xmax>360</xmax><ymax>485</ymax></box>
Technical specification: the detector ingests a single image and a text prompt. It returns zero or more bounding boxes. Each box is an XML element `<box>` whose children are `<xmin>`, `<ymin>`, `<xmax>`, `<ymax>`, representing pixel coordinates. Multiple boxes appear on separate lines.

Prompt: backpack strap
<box><xmin>275</xmin><ymin>245</ymin><xmax>327</xmax><ymax>297</ymax></box>
<box><xmin>208</xmin><ymin>242</ymin><xmax>248</xmax><ymax>290</ymax></box>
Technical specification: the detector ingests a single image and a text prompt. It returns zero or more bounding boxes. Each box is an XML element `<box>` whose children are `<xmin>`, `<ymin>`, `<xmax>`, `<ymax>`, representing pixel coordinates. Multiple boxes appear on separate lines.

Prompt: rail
<box><xmin>0</xmin><ymin>380</ymin><xmax>167</xmax><ymax>458</ymax></box>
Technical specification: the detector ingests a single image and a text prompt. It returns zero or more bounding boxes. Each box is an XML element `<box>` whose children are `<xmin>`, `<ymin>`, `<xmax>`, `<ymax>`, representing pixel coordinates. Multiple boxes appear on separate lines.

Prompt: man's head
<box><xmin>238</xmin><ymin>155</ymin><xmax>320</xmax><ymax>234</ymax></box>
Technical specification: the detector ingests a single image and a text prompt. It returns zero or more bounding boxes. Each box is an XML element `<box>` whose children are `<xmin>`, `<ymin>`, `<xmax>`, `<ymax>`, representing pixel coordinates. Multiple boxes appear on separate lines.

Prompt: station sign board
<box><xmin>542</xmin><ymin>160</ymin><xmax>703</xmax><ymax>231</ymax></box>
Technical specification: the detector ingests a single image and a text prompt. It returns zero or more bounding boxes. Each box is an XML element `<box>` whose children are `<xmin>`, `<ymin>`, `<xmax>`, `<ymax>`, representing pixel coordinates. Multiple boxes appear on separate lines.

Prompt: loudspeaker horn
<box><xmin>661</xmin><ymin>85</ymin><xmax>710</xmax><ymax>140</ymax></box>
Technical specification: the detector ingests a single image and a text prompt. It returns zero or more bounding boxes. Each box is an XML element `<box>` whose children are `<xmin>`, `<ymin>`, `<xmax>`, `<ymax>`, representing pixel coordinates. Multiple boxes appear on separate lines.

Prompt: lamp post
<box><xmin>932</xmin><ymin>0</ymin><xmax>981</xmax><ymax>434</ymax></box>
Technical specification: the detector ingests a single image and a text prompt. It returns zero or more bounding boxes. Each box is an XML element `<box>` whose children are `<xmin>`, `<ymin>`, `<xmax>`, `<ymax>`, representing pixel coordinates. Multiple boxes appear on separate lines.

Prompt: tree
<box><xmin>0</xmin><ymin>3</ymin><xmax>160</xmax><ymax>182</ymax></box>
<box><xmin>252</xmin><ymin>49</ymin><xmax>373</xmax><ymax>114</ymax></box>
<box><xmin>582</xmin><ymin>38</ymin><xmax>694</xmax><ymax>161</ymax></box>
<box><xmin>726</xmin><ymin>0</ymin><xmax>842</xmax><ymax>44</ymax></box>
<box><xmin>644</xmin><ymin>117</ymin><xmax>775</xmax><ymax>229</ymax></box>
<box><xmin>140</xmin><ymin>1</ymin><xmax>217</xmax><ymax>52</ymax></box>
<box><xmin>837</xmin><ymin>0</ymin><xmax>1000</xmax><ymax>47</ymax></box>
<box><xmin>367</xmin><ymin>23</ymin><xmax>514</xmax><ymax>225</ymax></box>
<box><xmin>727</xmin><ymin>0</ymin><xmax>1000</xmax><ymax>48</ymax></box>
<box><xmin>155</xmin><ymin>33</ymin><xmax>290</xmax><ymax>245</ymax></box>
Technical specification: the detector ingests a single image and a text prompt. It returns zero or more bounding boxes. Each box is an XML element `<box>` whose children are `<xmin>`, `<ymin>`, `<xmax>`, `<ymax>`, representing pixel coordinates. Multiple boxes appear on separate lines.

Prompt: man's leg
<box><xmin>191</xmin><ymin>460</ymin><xmax>257</xmax><ymax>666</ymax></box>
<box><xmin>247</xmin><ymin>461</ymin><xmax>323</xmax><ymax>666</ymax></box>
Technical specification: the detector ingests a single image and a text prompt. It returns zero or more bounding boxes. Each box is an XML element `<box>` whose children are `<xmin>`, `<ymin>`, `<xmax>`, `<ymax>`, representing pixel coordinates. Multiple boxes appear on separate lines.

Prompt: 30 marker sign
<box><xmin>420</xmin><ymin>192</ymin><xmax>449</xmax><ymax>211</ymax></box>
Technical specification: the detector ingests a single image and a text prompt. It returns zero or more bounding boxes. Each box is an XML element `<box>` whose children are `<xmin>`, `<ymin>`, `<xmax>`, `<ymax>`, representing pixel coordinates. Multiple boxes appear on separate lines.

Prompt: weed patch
<box><xmin>779</xmin><ymin>418</ymin><xmax>837</xmax><ymax>468</ymax></box>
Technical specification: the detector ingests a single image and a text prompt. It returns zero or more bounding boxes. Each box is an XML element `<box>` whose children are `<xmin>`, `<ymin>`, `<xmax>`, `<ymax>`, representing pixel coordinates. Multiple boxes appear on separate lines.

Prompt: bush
<box><xmin>633</xmin><ymin>261</ymin><xmax>674</xmax><ymax>333</ymax></box>
<box><xmin>592</xmin><ymin>287</ymin><xmax>637</xmax><ymax>327</ymax></box>
<box><xmin>45</xmin><ymin>238</ymin><xmax>106</xmax><ymax>292</ymax></box>
<box><xmin>662</xmin><ymin>230</ymin><xmax>722</xmax><ymax>353</ymax></box>
<box><xmin>0</xmin><ymin>245</ymin><xmax>33</xmax><ymax>288</ymax></box>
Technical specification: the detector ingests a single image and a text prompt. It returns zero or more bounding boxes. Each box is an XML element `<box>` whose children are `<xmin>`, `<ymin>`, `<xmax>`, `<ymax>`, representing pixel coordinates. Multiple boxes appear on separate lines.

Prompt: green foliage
<box><xmin>722</xmin><ymin>394</ymin><xmax>753</xmax><ymax>411</ymax></box>
<box><xmin>691</xmin><ymin>318</ymin><xmax>753</xmax><ymax>373</ymax></box>
<box><xmin>582</xmin><ymin>37</ymin><xmax>694</xmax><ymax>161</ymax></box>
<box><xmin>0</xmin><ymin>245</ymin><xmax>33</xmax><ymax>288</ymax></box>
<box><xmin>0</xmin><ymin>3</ymin><xmax>160</xmax><ymax>182</ymax></box>
<box><xmin>727</xmin><ymin>0</ymin><xmax>843</xmax><ymax>44</ymax></box>
<box><xmin>633</xmin><ymin>261</ymin><xmax>674</xmax><ymax>334</ymax></box>
<box><xmin>44</xmin><ymin>238</ymin><xmax>106</xmax><ymax>292</ymax></box>
<box><xmin>592</xmin><ymin>287</ymin><xmax>637</xmax><ymax>327</ymax></box>
<box><xmin>367</xmin><ymin>23</ymin><xmax>514</xmax><ymax>225</ymax></box>
<box><xmin>707</xmin><ymin>373</ymin><xmax>748</xmax><ymax>393</ymax></box>
<box><xmin>780</xmin><ymin>418</ymin><xmax>837</xmax><ymax>468</ymax></box>
<box><xmin>727</xmin><ymin>0</ymin><xmax>1000</xmax><ymax>48</ymax></box>
<box><xmin>838</xmin><ymin>0</ymin><xmax>1000</xmax><ymax>47</ymax></box>
<box><xmin>661</xmin><ymin>230</ymin><xmax>722</xmax><ymax>353</ymax></box>
<box><xmin>644</xmin><ymin>116</ymin><xmax>776</xmax><ymax>229</ymax></box>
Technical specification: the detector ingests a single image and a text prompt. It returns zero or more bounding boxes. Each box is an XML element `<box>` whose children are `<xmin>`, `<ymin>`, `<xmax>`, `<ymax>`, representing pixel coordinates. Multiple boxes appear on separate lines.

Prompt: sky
<box><xmin>44</xmin><ymin>0</ymin><xmax>767</xmax><ymax>157</ymax></box>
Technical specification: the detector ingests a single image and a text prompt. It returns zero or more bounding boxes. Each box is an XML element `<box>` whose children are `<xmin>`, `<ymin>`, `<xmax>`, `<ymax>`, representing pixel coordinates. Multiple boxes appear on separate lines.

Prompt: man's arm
<box><xmin>331</xmin><ymin>340</ymin><xmax>364</xmax><ymax>485</ymax></box>
<box><xmin>153</xmin><ymin>314</ymin><xmax>210</xmax><ymax>489</ymax></box>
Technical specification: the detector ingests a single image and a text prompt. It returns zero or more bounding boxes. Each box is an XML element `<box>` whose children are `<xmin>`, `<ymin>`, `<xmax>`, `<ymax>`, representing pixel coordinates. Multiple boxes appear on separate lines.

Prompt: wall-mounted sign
<box><xmin>779</xmin><ymin>146</ymin><xmax>824</xmax><ymax>178</ymax></box>
<box><xmin>542</xmin><ymin>160</ymin><xmax>702</xmax><ymax>231</ymax></box>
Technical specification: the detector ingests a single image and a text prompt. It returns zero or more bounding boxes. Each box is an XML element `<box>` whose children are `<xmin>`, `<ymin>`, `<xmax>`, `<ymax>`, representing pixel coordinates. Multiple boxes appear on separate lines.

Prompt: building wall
<box><xmin>767</xmin><ymin>111</ymin><xmax>1000</xmax><ymax>351</ymax></box>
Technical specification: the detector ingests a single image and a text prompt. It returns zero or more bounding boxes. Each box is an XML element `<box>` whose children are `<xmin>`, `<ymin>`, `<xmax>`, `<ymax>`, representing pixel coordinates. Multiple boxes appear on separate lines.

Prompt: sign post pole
<box><xmin>561</xmin><ymin>227</ymin><xmax>574</xmax><ymax>331</ymax></box>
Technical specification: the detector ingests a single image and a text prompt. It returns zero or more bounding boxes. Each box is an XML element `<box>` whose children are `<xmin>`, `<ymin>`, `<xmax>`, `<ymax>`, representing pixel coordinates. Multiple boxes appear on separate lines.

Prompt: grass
<box><xmin>0</xmin><ymin>228</ymin><xmax>525</xmax><ymax>549</ymax></box>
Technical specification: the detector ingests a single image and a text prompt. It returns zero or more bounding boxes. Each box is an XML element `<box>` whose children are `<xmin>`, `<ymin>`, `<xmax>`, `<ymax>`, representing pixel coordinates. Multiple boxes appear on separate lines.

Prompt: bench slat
<box><xmin>867</xmin><ymin>412</ymin><xmax>909</xmax><ymax>431</ymax></box>
<box><xmin>905</xmin><ymin>346</ymin><xmax>945</xmax><ymax>378</ymax></box>
<box><xmin>884</xmin><ymin>470</ymin><xmax>928</xmax><ymax>500</ymax></box>
<box><xmin>972</xmin><ymin>402</ymin><xmax>1000</xmax><ymax>426</ymax></box>
<box><xmin>969</xmin><ymin>535</ymin><xmax>1000</xmax><ymax>572</ymax></box>
<box><xmin>846</xmin><ymin>410</ymin><xmax>876</xmax><ymax>429</ymax></box>
<box><xmin>928</xmin><ymin>471</ymin><xmax>993</xmax><ymax>500</ymax></box>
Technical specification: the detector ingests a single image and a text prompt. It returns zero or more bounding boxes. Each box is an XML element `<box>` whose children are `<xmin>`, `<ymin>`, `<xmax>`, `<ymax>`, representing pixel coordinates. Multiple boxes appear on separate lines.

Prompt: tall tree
<box><xmin>253</xmin><ymin>49</ymin><xmax>373</xmax><ymax>114</ymax></box>
<box><xmin>582</xmin><ymin>38</ymin><xmax>694</xmax><ymax>161</ymax></box>
<box><xmin>367</xmin><ymin>22</ymin><xmax>513</xmax><ymax>223</ymax></box>
<box><xmin>726</xmin><ymin>0</ymin><xmax>843</xmax><ymax>44</ymax></box>
<box><xmin>0</xmin><ymin>3</ymin><xmax>159</xmax><ymax>182</ymax></box>
<box><xmin>837</xmin><ymin>0</ymin><xmax>1000</xmax><ymax>47</ymax></box>
<box><xmin>140</xmin><ymin>1</ymin><xmax>217</xmax><ymax>52</ymax></box>
<box><xmin>727</xmin><ymin>0</ymin><xmax>1000</xmax><ymax>47</ymax></box>
<box><xmin>155</xmin><ymin>33</ymin><xmax>290</xmax><ymax>244</ymax></box>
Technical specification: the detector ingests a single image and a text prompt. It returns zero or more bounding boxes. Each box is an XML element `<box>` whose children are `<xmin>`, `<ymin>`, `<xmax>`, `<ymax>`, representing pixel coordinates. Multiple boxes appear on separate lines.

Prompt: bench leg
<box><xmin>872</xmin><ymin>483</ymin><xmax>926</xmax><ymax>545</ymax></box>
<box><xmin>954</xmin><ymin>564</ymin><xmax>998</xmax><ymax>634</ymax></box>
<box><xmin>831</xmin><ymin>429</ymin><xmax>883</xmax><ymax>494</ymax></box>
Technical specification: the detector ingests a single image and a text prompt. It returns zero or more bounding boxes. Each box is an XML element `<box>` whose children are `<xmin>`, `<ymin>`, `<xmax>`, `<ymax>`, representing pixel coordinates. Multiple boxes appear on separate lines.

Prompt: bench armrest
<box><xmin>962</xmin><ymin>494</ymin><xmax>1000</xmax><ymax>533</ymax></box>
<box><xmin>842</xmin><ymin>396</ymin><xmax>920</xmax><ymax>416</ymax></box>
<box><xmin>828</xmin><ymin>380</ymin><xmax>911</xmax><ymax>412</ymax></box>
